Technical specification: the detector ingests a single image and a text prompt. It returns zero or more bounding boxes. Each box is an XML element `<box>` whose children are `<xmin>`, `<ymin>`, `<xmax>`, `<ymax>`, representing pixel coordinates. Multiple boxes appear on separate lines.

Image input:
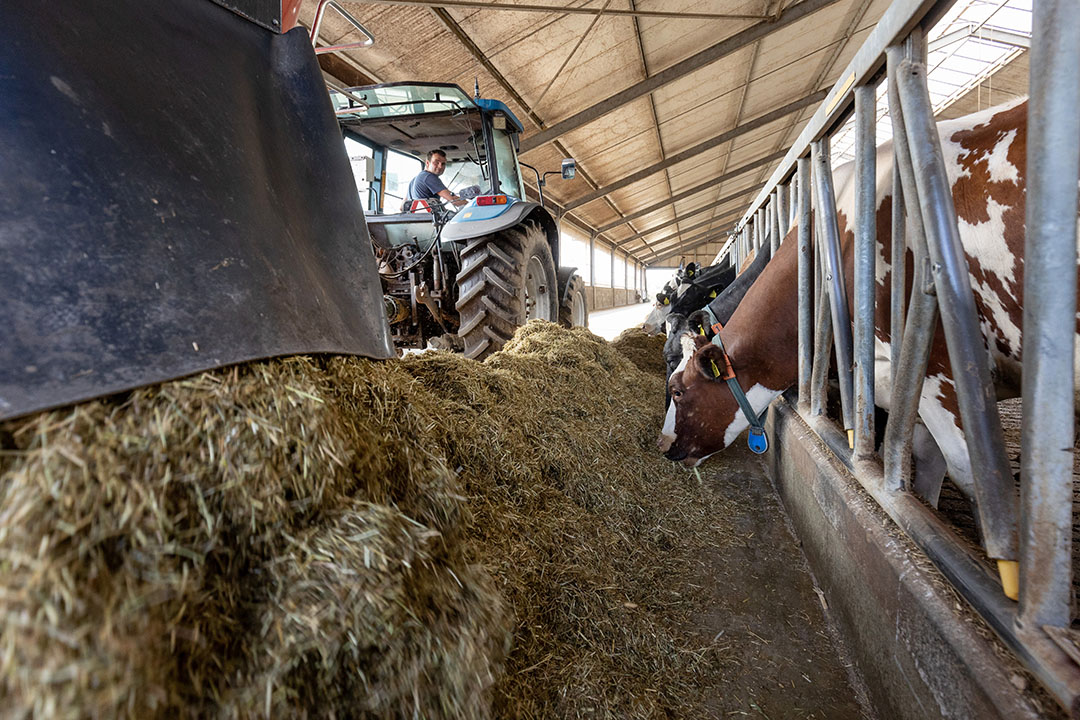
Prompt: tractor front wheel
<box><xmin>454</xmin><ymin>221</ymin><xmax>558</xmax><ymax>360</ymax></box>
<box><xmin>558</xmin><ymin>273</ymin><xmax>588</xmax><ymax>328</ymax></box>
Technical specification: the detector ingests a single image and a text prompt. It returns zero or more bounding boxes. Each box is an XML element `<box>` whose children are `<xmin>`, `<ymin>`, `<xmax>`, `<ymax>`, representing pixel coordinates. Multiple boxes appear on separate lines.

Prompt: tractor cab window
<box><xmin>383</xmin><ymin>149</ymin><xmax>422</xmax><ymax>211</ymax></box>
<box><xmin>491</xmin><ymin>129</ymin><xmax>525</xmax><ymax>200</ymax></box>
<box><xmin>343</xmin><ymin>135</ymin><xmax>376</xmax><ymax>210</ymax></box>
<box><xmin>443</xmin><ymin>153</ymin><xmax>488</xmax><ymax>195</ymax></box>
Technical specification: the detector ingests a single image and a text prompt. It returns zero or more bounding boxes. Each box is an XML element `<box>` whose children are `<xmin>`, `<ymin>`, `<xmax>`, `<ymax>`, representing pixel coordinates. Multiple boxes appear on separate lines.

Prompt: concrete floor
<box><xmin>588</xmin><ymin>301</ymin><xmax>654</xmax><ymax>340</ymax></box>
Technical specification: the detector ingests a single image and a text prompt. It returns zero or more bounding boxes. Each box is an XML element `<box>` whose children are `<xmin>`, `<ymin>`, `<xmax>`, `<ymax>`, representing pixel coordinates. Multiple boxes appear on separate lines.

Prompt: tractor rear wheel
<box><xmin>455</xmin><ymin>221</ymin><xmax>558</xmax><ymax>360</ymax></box>
<box><xmin>558</xmin><ymin>273</ymin><xmax>588</xmax><ymax>328</ymax></box>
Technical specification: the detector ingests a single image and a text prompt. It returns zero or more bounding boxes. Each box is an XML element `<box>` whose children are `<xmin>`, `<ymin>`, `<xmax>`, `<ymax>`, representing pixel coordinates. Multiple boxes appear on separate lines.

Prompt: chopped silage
<box><xmin>0</xmin><ymin>321</ymin><xmax>742</xmax><ymax>718</ymax></box>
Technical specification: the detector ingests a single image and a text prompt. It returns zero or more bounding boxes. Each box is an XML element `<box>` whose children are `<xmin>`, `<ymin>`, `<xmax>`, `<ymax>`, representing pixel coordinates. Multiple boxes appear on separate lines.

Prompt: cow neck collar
<box><xmin>702</xmin><ymin>315</ymin><xmax>769</xmax><ymax>455</ymax></box>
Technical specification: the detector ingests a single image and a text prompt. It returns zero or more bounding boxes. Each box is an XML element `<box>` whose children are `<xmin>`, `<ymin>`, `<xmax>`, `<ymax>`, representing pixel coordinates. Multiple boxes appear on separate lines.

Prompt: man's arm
<box><xmin>437</xmin><ymin>188</ymin><xmax>468</xmax><ymax>207</ymax></box>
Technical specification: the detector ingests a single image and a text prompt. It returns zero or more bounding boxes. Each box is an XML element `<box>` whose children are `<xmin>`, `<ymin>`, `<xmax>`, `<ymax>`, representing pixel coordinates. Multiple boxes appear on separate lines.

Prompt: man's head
<box><xmin>425</xmin><ymin>150</ymin><xmax>447</xmax><ymax>175</ymax></box>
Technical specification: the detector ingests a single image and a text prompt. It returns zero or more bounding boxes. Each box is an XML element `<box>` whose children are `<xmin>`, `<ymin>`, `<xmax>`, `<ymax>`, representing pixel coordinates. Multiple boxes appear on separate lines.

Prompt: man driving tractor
<box><xmin>404</xmin><ymin>149</ymin><xmax>469</xmax><ymax>211</ymax></box>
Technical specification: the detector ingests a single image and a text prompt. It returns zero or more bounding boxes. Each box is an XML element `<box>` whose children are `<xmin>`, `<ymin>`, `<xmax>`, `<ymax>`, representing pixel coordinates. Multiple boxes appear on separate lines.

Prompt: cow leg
<box><xmin>915</xmin><ymin>376</ymin><xmax>976</xmax><ymax>502</ymax></box>
<box><xmin>911</xmin><ymin>421</ymin><xmax>948</xmax><ymax>507</ymax></box>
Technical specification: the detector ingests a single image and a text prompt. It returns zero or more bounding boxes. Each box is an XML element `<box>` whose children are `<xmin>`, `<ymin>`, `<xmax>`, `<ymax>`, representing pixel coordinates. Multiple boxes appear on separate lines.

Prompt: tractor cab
<box><xmin>334</xmin><ymin>82</ymin><xmax>527</xmax><ymax>250</ymax></box>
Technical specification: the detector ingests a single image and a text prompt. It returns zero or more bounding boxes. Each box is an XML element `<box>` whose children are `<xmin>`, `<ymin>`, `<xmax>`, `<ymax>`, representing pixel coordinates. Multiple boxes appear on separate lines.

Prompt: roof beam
<box><xmin>638</xmin><ymin>222</ymin><xmax>735</xmax><ymax>261</ymax></box>
<box><xmin>519</xmin><ymin>0</ymin><xmax>845</xmax><ymax>153</ymax></box>
<box><xmin>619</xmin><ymin>205</ymin><xmax>747</xmax><ymax>255</ymax></box>
<box><xmin>928</xmin><ymin>23</ymin><xmax>1030</xmax><ymax>53</ymax></box>
<box><xmin>562</xmin><ymin>89</ymin><xmax>828</xmax><ymax>212</ymax></box>
<box><xmin>611</xmin><ymin>183</ymin><xmax>764</xmax><ymax>249</ymax></box>
<box><xmin>651</xmin><ymin>222</ymin><xmax>741</xmax><ymax>264</ymax></box>
<box><xmin>360</xmin><ymin>0</ymin><xmax>768</xmax><ymax>21</ymax></box>
<box><xmin>429</xmin><ymin>7</ymin><xmax>636</xmax><ymax>249</ymax></box>
<box><xmin>593</xmin><ymin>149</ymin><xmax>787</xmax><ymax>235</ymax></box>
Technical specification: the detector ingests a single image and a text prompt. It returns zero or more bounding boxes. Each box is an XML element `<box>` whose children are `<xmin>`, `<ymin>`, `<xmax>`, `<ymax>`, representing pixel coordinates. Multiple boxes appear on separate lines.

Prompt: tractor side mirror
<box><xmin>561</xmin><ymin>158</ymin><xmax>576</xmax><ymax>180</ymax></box>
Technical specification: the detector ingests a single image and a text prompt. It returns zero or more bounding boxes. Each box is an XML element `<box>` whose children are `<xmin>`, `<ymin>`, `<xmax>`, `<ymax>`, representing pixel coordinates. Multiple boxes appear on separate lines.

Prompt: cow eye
<box><xmin>672</xmin><ymin>390</ymin><xmax>683</xmax><ymax>399</ymax></box>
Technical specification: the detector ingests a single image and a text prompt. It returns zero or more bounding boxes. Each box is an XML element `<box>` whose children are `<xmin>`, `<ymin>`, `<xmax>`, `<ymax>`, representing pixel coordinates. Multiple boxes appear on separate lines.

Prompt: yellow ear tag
<box><xmin>709</xmin><ymin>359</ymin><xmax>722</xmax><ymax>378</ymax></box>
<box><xmin>709</xmin><ymin>290</ymin><xmax>717</xmax><ymax>298</ymax></box>
<box><xmin>698</xmin><ymin>326</ymin><xmax>706</xmax><ymax>336</ymax></box>
<box><xmin>663</xmin><ymin>297</ymin><xmax>670</xmax><ymax>305</ymax></box>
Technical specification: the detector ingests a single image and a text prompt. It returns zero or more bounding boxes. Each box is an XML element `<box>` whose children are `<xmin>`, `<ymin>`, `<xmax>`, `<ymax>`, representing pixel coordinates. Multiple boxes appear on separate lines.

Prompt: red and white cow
<box><xmin>659</xmin><ymin>99</ymin><xmax>1077</xmax><ymax>503</ymax></box>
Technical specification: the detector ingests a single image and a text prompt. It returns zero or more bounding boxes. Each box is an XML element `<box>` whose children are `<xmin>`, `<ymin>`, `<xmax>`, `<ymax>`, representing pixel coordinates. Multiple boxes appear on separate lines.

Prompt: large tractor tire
<box><xmin>455</xmin><ymin>221</ymin><xmax>558</xmax><ymax>360</ymax></box>
<box><xmin>558</xmin><ymin>273</ymin><xmax>588</xmax><ymax>328</ymax></box>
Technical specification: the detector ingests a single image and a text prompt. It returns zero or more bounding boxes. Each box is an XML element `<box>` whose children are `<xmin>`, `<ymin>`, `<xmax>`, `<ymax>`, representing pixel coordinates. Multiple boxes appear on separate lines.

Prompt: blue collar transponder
<box><xmin>706</xmin><ymin>328</ymin><xmax>769</xmax><ymax>455</ymax></box>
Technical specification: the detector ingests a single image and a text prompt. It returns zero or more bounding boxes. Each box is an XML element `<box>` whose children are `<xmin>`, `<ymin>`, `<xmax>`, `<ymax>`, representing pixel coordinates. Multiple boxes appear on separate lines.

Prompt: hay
<box><xmin>0</xmin><ymin>321</ymin><xmax>739</xmax><ymax>718</ymax></box>
<box><xmin>610</xmin><ymin>326</ymin><xmax>668</xmax><ymax>375</ymax></box>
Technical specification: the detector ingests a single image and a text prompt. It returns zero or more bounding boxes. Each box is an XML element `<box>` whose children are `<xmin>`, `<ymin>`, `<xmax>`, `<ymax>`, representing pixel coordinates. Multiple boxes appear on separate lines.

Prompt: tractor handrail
<box><xmin>310</xmin><ymin>0</ymin><xmax>374</xmax><ymax>55</ymax></box>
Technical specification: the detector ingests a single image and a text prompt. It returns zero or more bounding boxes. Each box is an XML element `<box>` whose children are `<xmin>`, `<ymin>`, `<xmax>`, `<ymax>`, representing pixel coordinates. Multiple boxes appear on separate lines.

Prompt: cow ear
<box><xmin>694</xmin><ymin>344</ymin><xmax>727</xmax><ymax>380</ymax></box>
<box><xmin>687</xmin><ymin>309</ymin><xmax>710</xmax><ymax>335</ymax></box>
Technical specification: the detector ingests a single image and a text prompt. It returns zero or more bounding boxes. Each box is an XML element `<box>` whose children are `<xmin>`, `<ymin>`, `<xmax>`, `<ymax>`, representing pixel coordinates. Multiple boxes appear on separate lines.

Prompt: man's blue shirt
<box><xmin>407</xmin><ymin>170</ymin><xmax>447</xmax><ymax>201</ymax></box>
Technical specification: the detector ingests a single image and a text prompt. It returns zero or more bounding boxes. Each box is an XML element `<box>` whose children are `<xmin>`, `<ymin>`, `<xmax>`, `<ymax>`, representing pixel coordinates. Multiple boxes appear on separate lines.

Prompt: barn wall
<box><xmin>585</xmin><ymin>285</ymin><xmax>640</xmax><ymax>311</ymax></box>
<box><xmin>764</xmin><ymin>393</ymin><xmax>1044</xmax><ymax>720</ymax></box>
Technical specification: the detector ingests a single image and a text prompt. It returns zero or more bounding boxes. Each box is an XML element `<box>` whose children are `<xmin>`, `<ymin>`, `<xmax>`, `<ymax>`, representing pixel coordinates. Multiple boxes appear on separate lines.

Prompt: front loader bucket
<box><xmin>0</xmin><ymin>0</ymin><xmax>394</xmax><ymax>421</ymax></box>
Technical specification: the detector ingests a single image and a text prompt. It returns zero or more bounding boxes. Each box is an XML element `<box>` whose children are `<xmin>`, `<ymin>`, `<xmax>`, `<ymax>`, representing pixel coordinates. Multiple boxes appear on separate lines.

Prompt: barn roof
<box><xmin>301</xmin><ymin>0</ymin><xmax>1030</xmax><ymax>268</ymax></box>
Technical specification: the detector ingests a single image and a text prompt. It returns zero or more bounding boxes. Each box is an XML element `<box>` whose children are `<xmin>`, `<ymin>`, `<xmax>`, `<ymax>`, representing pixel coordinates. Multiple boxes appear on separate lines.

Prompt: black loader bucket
<box><xmin>0</xmin><ymin>0</ymin><xmax>393</xmax><ymax>421</ymax></box>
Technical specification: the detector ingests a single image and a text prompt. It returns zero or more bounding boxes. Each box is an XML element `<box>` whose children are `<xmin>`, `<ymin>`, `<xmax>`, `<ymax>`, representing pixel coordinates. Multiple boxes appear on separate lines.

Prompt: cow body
<box><xmin>660</xmin><ymin>99</ymin><xmax>1075</xmax><ymax>503</ymax></box>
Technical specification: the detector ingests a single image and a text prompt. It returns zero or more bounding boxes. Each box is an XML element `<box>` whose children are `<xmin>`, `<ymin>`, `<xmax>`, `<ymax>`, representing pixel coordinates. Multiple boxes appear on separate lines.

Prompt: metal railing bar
<box><xmin>810</xmin><ymin>186</ymin><xmax>833</xmax><ymax>418</ymax></box>
<box><xmin>1018</xmin><ymin>0</ymin><xmax>1079</xmax><ymax>632</ymax></box>
<box><xmin>882</xmin><ymin>36</ymin><xmax>936</xmax><ymax>495</ymax></box>
<box><xmin>889</xmin><ymin>155</ymin><xmax>905</xmax><ymax>388</ymax></box>
<box><xmin>777</xmin><ymin>182</ymin><xmax>790</xmax><ymax>245</ymax></box>
<box><xmin>895</xmin><ymin>58</ymin><xmax>1018</xmax><ymax>567</ymax></box>
<box><xmin>812</xmin><ymin>137</ymin><xmax>856</xmax><ymax>442</ymax></box>
<box><xmin>853</xmin><ymin>83</ymin><xmax>876</xmax><ymax>459</ymax></box>
<box><xmin>797</xmin><ymin>157</ymin><xmax>813</xmax><ymax>410</ymax></box>
<box><xmin>770</xmin><ymin>190</ymin><xmax>782</xmax><ymax>257</ymax></box>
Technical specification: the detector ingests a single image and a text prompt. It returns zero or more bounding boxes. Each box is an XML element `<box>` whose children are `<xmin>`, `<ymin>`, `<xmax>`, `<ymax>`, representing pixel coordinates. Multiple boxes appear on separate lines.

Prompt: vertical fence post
<box><xmin>1019</xmin><ymin>0</ymin><xmax>1080</xmax><ymax>629</ymax></box>
<box><xmin>810</xmin><ymin>161</ymin><xmax>832</xmax><ymax>418</ymax></box>
<box><xmin>890</xmin><ymin>157</ymin><xmax>905</xmax><ymax>386</ymax></box>
<box><xmin>777</xmin><ymin>182</ymin><xmax>790</xmax><ymax>241</ymax></box>
<box><xmin>797</xmin><ymin>157</ymin><xmax>813</xmax><ymax>411</ymax></box>
<box><xmin>896</xmin><ymin>58</ymin><xmax>1018</xmax><ymax>580</ymax></box>
<box><xmin>853</xmin><ymin>83</ymin><xmax>876</xmax><ymax>459</ymax></box>
<box><xmin>588</xmin><ymin>235</ymin><xmax>596</xmax><ymax>289</ymax></box>
<box><xmin>770</xmin><ymin>190</ymin><xmax>781</xmax><ymax>256</ymax></box>
<box><xmin>789</xmin><ymin>179</ymin><xmax>798</xmax><ymax>234</ymax></box>
<box><xmin>882</xmin><ymin>37</ymin><xmax>938</xmax><ymax>496</ymax></box>
<box><xmin>811</xmin><ymin>137</ymin><xmax>856</xmax><ymax>445</ymax></box>
<box><xmin>610</xmin><ymin>245</ymin><xmax>615</xmax><ymax>304</ymax></box>
<box><xmin>756</xmin><ymin>208</ymin><xmax>765</xmax><ymax>252</ymax></box>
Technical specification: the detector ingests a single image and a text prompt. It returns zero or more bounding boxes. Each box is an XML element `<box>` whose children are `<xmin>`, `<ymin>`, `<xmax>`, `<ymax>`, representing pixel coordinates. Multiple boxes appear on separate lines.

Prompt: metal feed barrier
<box><xmin>711</xmin><ymin>0</ymin><xmax>1080</xmax><ymax>714</ymax></box>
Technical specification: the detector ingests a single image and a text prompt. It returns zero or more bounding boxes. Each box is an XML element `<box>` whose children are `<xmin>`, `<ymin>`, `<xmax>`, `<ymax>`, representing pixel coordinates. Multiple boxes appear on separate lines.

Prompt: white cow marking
<box><xmin>721</xmin><ymin>383</ymin><xmax>782</xmax><ymax>447</ymax></box>
<box><xmin>985</xmin><ymin>129</ymin><xmax>1020</xmax><ymax>184</ymax></box>
<box><xmin>660</xmin><ymin>334</ymin><xmax>698</xmax><ymax>445</ymax></box>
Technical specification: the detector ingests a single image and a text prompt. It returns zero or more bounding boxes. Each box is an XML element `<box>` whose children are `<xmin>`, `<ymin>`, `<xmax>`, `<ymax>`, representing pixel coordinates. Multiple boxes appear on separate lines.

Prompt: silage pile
<box><xmin>609</xmin><ymin>326</ymin><xmax>668</xmax><ymax>376</ymax></box>
<box><xmin>0</xmin><ymin>321</ymin><xmax>740</xmax><ymax>718</ymax></box>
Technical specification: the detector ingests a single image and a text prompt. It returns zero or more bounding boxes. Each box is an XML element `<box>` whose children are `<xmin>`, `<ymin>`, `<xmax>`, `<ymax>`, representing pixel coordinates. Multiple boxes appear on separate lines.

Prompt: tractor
<box><xmin>334</xmin><ymin>82</ymin><xmax>588</xmax><ymax>359</ymax></box>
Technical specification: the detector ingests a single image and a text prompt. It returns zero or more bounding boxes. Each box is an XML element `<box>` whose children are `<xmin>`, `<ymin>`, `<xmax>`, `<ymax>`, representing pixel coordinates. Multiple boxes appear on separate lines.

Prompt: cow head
<box><xmin>658</xmin><ymin>330</ymin><xmax>784</xmax><ymax>466</ymax></box>
<box><xmin>658</xmin><ymin>333</ymin><xmax>743</xmax><ymax>466</ymax></box>
<box><xmin>642</xmin><ymin>285</ymin><xmax>676</xmax><ymax>335</ymax></box>
<box><xmin>662</xmin><ymin>311</ymin><xmax>711</xmax><ymax>403</ymax></box>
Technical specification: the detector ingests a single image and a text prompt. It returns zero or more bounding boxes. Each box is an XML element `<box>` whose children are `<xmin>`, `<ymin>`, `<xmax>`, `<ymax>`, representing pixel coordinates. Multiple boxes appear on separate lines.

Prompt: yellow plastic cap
<box><xmin>997</xmin><ymin>560</ymin><xmax>1019</xmax><ymax>601</ymax></box>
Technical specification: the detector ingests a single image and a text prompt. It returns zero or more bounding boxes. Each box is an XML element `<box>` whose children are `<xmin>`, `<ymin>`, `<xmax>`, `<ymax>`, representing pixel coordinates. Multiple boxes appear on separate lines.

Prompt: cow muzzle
<box><xmin>662</xmin><ymin>443</ymin><xmax>689</xmax><ymax>462</ymax></box>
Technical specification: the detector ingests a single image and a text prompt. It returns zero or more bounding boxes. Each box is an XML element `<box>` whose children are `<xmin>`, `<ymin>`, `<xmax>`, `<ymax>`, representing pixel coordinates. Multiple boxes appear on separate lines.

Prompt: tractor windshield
<box><xmin>443</xmin><ymin>155</ymin><xmax>488</xmax><ymax>195</ymax></box>
<box><xmin>334</xmin><ymin>83</ymin><xmax>477</xmax><ymax>119</ymax></box>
